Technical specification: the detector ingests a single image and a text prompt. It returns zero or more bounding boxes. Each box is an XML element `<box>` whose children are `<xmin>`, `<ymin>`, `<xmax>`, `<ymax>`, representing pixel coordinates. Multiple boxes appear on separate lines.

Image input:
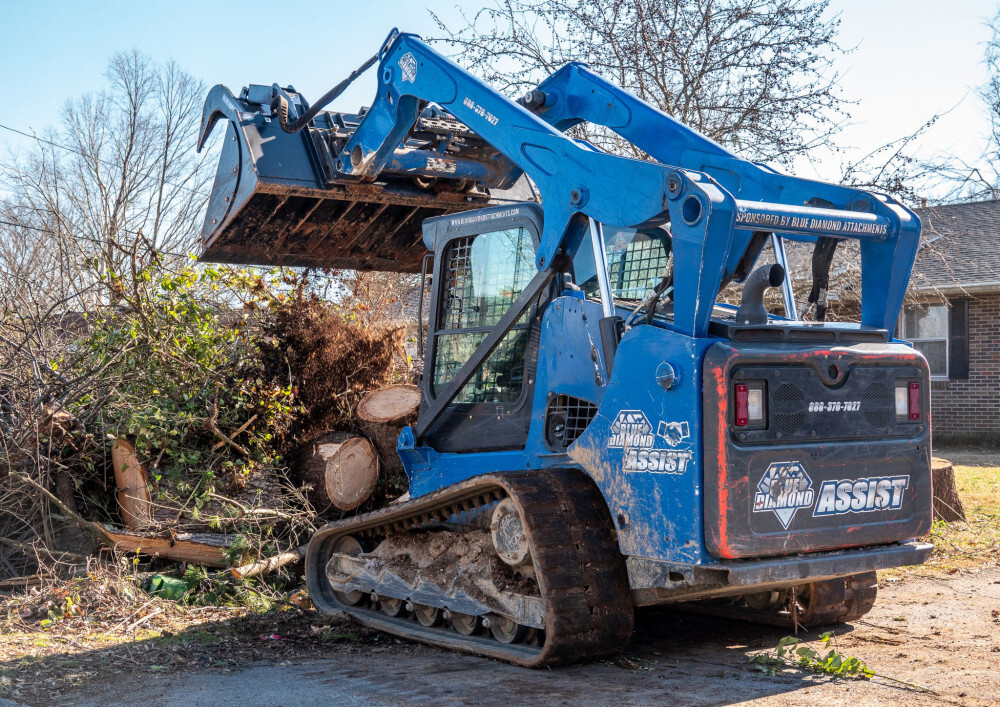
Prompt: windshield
<box><xmin>573</xmin><ymin>225</ymin><xmax>671</xmax><ymax>302</ymax></box>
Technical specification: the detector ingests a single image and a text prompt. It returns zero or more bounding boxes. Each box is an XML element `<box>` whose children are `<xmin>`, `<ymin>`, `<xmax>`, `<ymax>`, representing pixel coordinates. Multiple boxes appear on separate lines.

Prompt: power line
<box><xmin>0</xmin><ymin>218</ymin><xmax>194</xmax><ymax>260</ymax></box>
<box><xmin>0</xmin><ymin>218</ymin><xmax>50</xmax><ymax>235</ymax></box>
<box><xmin>0</xmin><ymin>122</ymin><xmax>211</xmax><ymax>198</ymax></box>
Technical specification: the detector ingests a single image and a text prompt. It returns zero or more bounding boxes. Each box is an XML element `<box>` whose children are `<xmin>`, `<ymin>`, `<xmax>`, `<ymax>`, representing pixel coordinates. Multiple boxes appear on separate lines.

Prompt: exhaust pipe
<box><xmin>735</xmin><ymin>263</ymin><xmax>785</xmax><ymax>325</ymax></box>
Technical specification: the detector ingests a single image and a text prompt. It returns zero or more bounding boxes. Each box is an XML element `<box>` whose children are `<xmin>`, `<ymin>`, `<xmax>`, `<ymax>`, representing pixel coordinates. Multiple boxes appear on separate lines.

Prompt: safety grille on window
<box><xmin>544</xmin><ymin>394</ymin><xmax>598</xmax><ymax>449</ymax></box>
<box><xmin>439</xmin><ymin>232</ymin><xmax>533</xmax><ymax>330</ymax></box>
<box><xmin>432</xmin><ymin>228</ymin><xmax>535</xmax><ymax>404</ymax></box>
<box><xmin>607</xmin><ymin>233</ymin><xmax>670</xmax><ymax>299</ymax></box>
<box><xmin>433</xmin><ymin>328</ymin><xmax>529</xmax><ymax>403</ymax></box>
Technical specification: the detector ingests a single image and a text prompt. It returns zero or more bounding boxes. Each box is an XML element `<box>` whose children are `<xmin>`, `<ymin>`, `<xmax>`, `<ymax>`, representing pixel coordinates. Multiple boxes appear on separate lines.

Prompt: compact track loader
<box><xmin>198</xmin><ymin>29</ymin><xmax>933</xmax><ymax>666</ymax></box>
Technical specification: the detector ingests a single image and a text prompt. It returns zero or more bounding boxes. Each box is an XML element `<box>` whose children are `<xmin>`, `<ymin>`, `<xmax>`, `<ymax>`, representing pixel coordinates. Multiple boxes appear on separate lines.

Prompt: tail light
<box><xmin>895</xmin><ymin>381</ymin><xmax>921</xmax><ymax>421</ymax></box>
<box><xmin>908</xmin><ymin>382</ymin><xmax>921</xmax><ymax>420</ymax></box>
<box><xmin>734</xmin><ymin>383</ymin><xmax>765</xmax><ymax>427</ymax></box>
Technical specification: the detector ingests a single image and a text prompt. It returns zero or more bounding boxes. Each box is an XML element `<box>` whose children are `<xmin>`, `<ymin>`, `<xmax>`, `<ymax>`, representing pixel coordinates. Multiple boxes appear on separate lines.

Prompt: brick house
<box><xmin>906</xmin><ymin>200</ymin><xmax>1000</xmax><ymax>439</ymax></box>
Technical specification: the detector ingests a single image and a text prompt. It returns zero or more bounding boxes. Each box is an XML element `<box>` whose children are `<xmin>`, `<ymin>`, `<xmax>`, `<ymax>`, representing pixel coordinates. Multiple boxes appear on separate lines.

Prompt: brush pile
<box><xmin>0</xmin><ymin>263</ymin><xmax>418</xmax><ymax>587</ymax></box>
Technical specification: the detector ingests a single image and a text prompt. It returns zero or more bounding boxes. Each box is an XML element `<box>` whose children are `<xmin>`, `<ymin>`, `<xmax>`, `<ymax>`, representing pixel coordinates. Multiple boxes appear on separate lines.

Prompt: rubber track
<box><xmin>305</xmin><ymin>468</ymin><xmax>634</xmax><ymax>667</ymax></box>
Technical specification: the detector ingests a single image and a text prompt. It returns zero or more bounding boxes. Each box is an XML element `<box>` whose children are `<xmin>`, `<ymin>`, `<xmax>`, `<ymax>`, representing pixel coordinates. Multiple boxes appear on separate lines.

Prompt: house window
<box><xmin>901</xmin><ymin>304</ymin><xmax>948</xmax><ymax>378</ymax></box>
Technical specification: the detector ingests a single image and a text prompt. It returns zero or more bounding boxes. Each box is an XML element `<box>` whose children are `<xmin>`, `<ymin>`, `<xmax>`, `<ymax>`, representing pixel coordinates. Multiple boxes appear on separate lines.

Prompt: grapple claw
<box><xmin>196</xmin><ymin>83</ymin><xmax>511</xmax><ymax>271</ymax></box>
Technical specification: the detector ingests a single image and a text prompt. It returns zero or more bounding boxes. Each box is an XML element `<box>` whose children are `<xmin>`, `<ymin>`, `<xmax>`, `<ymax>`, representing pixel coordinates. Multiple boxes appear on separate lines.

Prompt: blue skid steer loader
<box><xmin>197</xmin><ymin>29</ymin><xmax>933</xmax><ymax>666</ymax></box>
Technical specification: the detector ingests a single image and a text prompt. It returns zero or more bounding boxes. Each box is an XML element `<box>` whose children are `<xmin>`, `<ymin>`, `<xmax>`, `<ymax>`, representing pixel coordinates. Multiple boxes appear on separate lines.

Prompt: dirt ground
<box><xmin>1</xmin><ymin>447</ymin><xmax>997</xmax><ymax>706</ymax></box>
<box><xmin>0</xmin><ymin>567</ymin><xmax>993</xmax><ymax>706</ymax></box>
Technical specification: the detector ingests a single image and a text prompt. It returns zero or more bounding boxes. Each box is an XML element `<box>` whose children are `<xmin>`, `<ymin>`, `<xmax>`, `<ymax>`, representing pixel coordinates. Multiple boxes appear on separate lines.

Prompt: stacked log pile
<box><xmin>294</xmin><ymin>384</ymin><xmax>420</xmax><ymax>513</ymax></box>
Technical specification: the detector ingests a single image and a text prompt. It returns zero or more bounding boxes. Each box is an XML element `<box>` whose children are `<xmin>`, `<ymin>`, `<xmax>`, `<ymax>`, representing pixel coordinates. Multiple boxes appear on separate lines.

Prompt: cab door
<box><xmin>419</xmin><ymin>204</ymin><xmax>546</xmax><ymax>453</ymax></box>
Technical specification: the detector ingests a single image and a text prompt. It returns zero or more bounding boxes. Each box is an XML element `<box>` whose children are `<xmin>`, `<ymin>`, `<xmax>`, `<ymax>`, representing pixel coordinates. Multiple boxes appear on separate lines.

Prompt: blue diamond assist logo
<box><xmin>608</xmin><ymin>410</ymin><xmax>654</xmax><ymax>449</ymax></box>
<box><xmin>753</xmin><ymin>461</ymin><xmax>815</xmax><ymax>529</ymax></box>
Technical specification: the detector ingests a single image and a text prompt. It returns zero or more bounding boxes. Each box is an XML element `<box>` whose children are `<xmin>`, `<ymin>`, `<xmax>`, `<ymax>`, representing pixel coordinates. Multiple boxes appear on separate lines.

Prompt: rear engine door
<box><xmin>703</xmin><ymin>341</ymin><xmax>933</xmax><ymax>559</ymax></box>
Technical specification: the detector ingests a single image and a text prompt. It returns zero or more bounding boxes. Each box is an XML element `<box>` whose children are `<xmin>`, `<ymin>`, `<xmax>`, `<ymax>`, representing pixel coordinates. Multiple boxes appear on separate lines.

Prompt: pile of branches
<box><xmin>0</xmin><ymin>261</ymin><xmax>411</xmax><ymax>583</ymax></box>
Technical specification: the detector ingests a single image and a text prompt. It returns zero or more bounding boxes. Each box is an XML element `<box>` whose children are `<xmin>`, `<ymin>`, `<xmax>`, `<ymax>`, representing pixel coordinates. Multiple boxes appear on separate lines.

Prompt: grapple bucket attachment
<box><xmin>197</xmin><ymin>84</ymin><xmax>505</xmax><ymax>272</ymax></box>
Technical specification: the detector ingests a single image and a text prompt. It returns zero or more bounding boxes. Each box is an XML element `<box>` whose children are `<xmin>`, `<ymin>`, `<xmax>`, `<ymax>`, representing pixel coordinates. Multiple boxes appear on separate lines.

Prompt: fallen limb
<box><xmin>0</xmin><ymin>536</ymin><xmax>89</xmax><ymax>562</ymax></box>
<box><xmin>204</xmin><ymin>492</ymin><xmax>303</xmax><ymax>523</ymax></box>
<box><xmin>13</xmin><ymin>472</ymin><xmax>235</xmax><ymax>567</ymax></box>
<box><xmin>230</xmin><ymin>546</ymin><xmax>305</xmax><ymax>580</ymax></box>
<box><xmin>205</xmin><ymin>393</ymin><xmax>251</xmax><ymax>458</ymax></box>
<box><xmin>120</xmin><ymin>607</ymin><xmax>164</xmax><ymax>635</ymax></box>
<box><xmin>0</xmin><ymin>574</ymin><xmax>45</xmax><ymax>589</ymax></box>
<box><xmin>102</xmin><ymin>528</ymin><xmax>233</xmax><ymax>567</ymax></box>
<box><xmin>211</xmin><ymin>414</ymin><xmax>258</xmax><ymax>451</ymax></box>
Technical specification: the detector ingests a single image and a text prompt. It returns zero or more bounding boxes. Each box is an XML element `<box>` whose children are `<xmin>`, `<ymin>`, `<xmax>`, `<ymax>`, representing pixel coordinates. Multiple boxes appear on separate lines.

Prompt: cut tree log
<box><xmin>357</xmin><ymin>384</ymin><xmax>420</xmax><ymax>480</ymax></box>
<box><xmin>325</xmin><ymin>436</ymin><xmax>380</xmax><ymax>511</ymax></box>
<box><xmin>297</xmin><ymin>433</ymin><xmax>381</xmax><ymax>512</ymax></box>
<box><xmin>297</xmin><ymin>431</ymin><xmax>351</xmax><ymax>512</ymax></box>
<box><xmin>931</xmin><ymin>457</ymin><xmax>966</xmax><ymax>522</ymax></box>
<box><xmin>111</xmin><ymin>439</ymin><xmax>152</xmax><ymax>530</ymax></box>
<box><xmin>101</xmin><ymin>527</ymin><xmax>232</xmax><ymax>567</ymax></box>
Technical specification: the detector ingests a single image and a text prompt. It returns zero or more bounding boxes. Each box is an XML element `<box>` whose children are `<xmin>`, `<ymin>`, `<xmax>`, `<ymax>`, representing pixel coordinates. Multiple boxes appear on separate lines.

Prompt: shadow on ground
<box><xmin>0</xmin><ymin>604</ymin><xmax>880</xmax><ymax>706</ymax></box>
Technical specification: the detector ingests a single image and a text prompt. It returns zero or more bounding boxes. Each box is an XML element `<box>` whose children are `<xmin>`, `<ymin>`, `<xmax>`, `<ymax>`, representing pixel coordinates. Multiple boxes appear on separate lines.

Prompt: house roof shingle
<box><xmin>911</xmin><ymin>200</ymin><xmax>1000</xmax><ymax>292</ymax></box>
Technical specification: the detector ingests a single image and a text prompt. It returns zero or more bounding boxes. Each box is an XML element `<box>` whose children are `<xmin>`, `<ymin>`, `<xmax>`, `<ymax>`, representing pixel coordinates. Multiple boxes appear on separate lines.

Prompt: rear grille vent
<box><xmin>545</xmin><ymin>394</ymin><xmax>598</xmax><ymax>450</ymax></box>
<box><xmin>864</xmin><ymin>382</ymin><xmax>890</xmax><ymax>400</ymax></box>
<box><xmin>774</xmin><ymin>383</ymin><xmax>804</xmax><ymax>402</ymax></box>
<box><xmin>865</xmin><ymin>410</ymin><xmax>893</xmax><ymax>429</ymax></box>
<box><xmin>863</xmin><ymin>382</ymin><xmax>894</xmax><ymax>429</ymax></box>
<box><xmin>774</xmin><ymin>412</ymin><xmax>806</xmax><ymax>433</ymax></box>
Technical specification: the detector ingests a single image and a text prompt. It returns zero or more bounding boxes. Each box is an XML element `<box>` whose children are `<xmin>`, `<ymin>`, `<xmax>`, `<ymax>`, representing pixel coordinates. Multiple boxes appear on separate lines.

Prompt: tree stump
<box><xmin>297</xmin><ymin>432</ymin><xmax>380</xmax><ymax>512</ymax></box>
<box><xmin>111</xmin><ymin>439</ymin><xmax>152</xmax><ymax>530</ymax></box>
<box><xmin>931</xmin><ymin>457</ymin><xmax>966</xmax><ymax>523</ymax></box>
<box><xmin>357</xmin><ymin>384</ymin><xmax>420</xmax><ymax>479</ymax></box>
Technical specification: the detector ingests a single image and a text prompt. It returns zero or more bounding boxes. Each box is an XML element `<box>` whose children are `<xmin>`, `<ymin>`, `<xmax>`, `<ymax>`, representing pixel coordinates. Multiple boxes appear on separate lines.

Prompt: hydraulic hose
<box><xmin>272</xmin><ymin>53</ymin><xmax>379</xmax><ymax>134</ymax></box>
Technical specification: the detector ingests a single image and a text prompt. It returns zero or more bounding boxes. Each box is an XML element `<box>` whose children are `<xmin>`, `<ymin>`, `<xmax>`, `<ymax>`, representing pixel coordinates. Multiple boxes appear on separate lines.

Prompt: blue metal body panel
<box><xmin>565</xmin><ymin>324</ymin><xmax>717</xmax><ymax>564</ymax></box>
<box><xmin>399</xmin><ymin>294</ymin><xmax>720</xmax><ymax>565</ymax></box>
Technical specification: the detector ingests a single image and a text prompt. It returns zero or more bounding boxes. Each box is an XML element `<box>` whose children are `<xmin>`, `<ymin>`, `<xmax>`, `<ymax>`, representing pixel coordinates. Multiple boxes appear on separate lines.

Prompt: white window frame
<box><xmin>899</xmin><ymin>303</ymin><xmax>949</xmax><ymax>380</ymax></box>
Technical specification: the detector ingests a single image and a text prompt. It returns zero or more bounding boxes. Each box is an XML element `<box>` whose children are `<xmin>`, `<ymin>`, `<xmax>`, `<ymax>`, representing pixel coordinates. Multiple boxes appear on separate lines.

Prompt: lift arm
<box><xmin>523</xmin><ymin>63</ymin><xmax>921</xmax><ymax>330</ymax></box>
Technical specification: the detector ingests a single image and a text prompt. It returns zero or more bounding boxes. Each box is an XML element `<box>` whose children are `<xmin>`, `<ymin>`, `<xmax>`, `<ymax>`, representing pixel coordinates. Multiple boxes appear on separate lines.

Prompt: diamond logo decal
<box><xmin>398</xmin><ymin>52</ymin><xmax>418</xmax><ymax>83</ymax></box>
<box><xmin>753</xmin><ymin>461</ymin><xmax>815</xmax><ymax>529</ymax></box>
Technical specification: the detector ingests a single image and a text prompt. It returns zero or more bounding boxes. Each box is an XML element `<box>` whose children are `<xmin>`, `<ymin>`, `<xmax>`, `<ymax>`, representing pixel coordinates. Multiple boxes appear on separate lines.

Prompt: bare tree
<box><xmin>852</xmin><ymin>10</ymin><xmax>1000</xmax><ymax>205</ymax></box>
<box><xmin>432</xmin><ymin>0</ymin><xmax>848</xmax><ymax>164</ymax></box>
<box><xmin>837</xmin><ymin>113</ymin><xmax>946</xmax><ymax>204</ymax></box>
<box><xmin>0</xmin><ymin>50</ymin><xmax>211</xmax><ymax>308</ymax></box>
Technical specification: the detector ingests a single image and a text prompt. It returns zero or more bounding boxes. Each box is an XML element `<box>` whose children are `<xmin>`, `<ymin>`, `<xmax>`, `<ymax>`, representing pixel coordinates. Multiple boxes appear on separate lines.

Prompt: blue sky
<box><xmin>0</xmin><ymin>0</ymin><xmax>997</xmax><ymax>183</ymax></box>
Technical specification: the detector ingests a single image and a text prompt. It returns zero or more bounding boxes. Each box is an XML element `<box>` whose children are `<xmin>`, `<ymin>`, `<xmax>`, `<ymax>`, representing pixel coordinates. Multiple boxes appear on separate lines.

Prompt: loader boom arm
<box><xmin>525</xmin><ymin>63</ymin><xmax>921</xmax><ymax>328</ymax></box>
<box><xmin>336</xmin><ymin>31</ymin><xmax>919</xmax><ymax>333</ymax></box>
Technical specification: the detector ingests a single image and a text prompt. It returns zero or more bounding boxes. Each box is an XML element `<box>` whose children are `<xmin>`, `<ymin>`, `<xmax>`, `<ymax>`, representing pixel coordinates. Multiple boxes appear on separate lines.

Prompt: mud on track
<box><xmin>41</xmin><ymin>567</ymin><xmax>1000</xmax><ymax>706</ymax></box>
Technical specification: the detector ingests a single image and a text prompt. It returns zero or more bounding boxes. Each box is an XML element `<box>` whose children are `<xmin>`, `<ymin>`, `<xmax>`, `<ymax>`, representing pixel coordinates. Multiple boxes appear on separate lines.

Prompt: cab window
<box><xmin>432</xmin><ymin>227</ymin><xmax>535</xmax><ymax>403</ymax></box>
<box><xmin>573</xmin><ymin>226</ymin><xmax>671</xmax><ymax>300</ymax></box>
